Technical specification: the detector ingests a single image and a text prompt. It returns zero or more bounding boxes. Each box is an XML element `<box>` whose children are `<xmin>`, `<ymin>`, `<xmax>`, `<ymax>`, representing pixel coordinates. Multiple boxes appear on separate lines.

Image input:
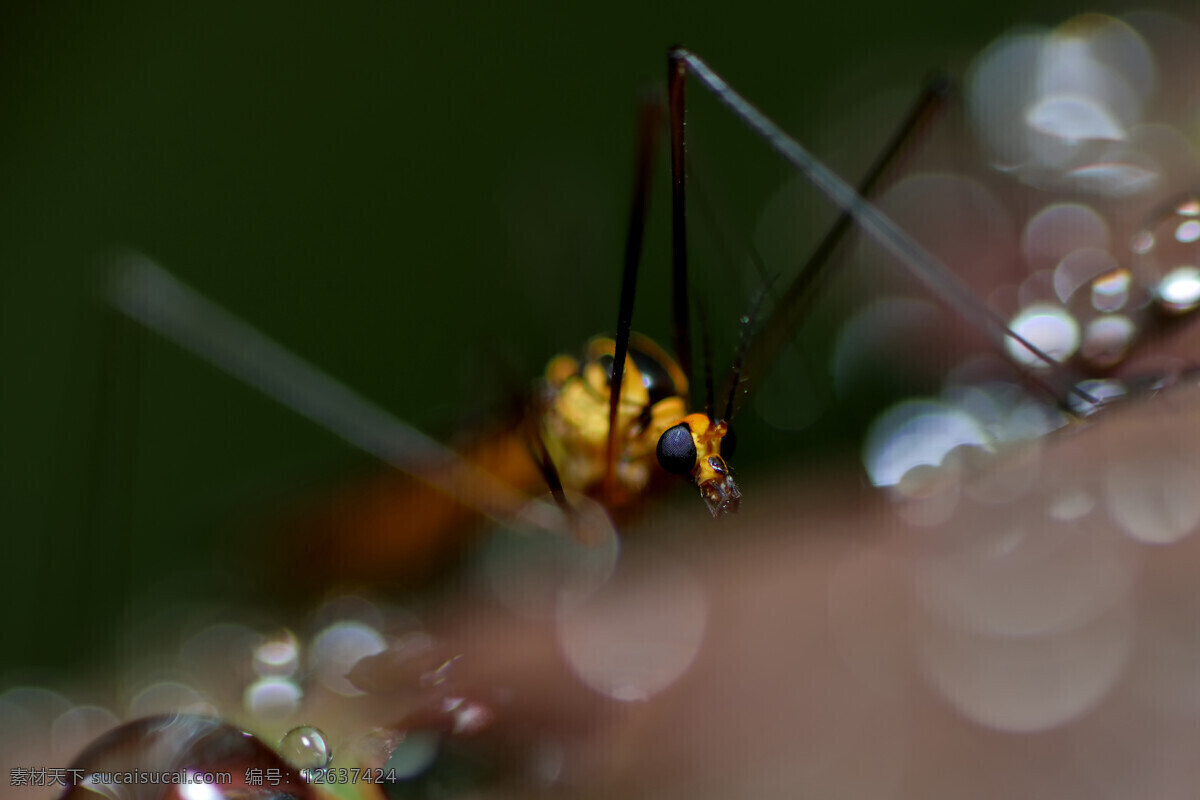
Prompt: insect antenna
<box><xmin>722</xmin><ymin>273</ymin><xmax>777</xmax><ymax>423</ymax></box>
<box><xmin>695</xmin><ymin>293</ymin><xmax>717</xmax><ymax>418</ymax></box>
<box><xmin>669</xmin><ymin>49</ymin><xmax>1098</xmax><ymax>409</ymax></box>
<box><xmin>672</xmin><ymin>121</ymin><xmax>789</xmax><ymax>423</ymax></box>
<box><xmin>677</xmin><ymin>139</ymin><xmax>775</xmax><ymax>419</ymax></box>
<box><xmin>605</xmin><ymin>93</ymin><xmax>663</xmax><ymax>493</ymax></box>
<box><xmin>668</xmin><ymin>51</ymin><xmax>694</xmax><ymax>383</ymax></box>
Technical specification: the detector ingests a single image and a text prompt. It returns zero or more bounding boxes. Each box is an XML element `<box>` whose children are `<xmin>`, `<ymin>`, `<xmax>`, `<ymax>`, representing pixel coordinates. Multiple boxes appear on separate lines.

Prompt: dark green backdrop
<box><xmin>1</xmin><ymin>0</ymin><xmax>1082</xmax><ymax>681</ymax></box>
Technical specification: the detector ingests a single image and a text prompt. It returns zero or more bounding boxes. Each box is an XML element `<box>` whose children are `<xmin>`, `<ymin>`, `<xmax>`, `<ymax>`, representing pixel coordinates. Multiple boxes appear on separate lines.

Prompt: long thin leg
<box><xmin>696</xmin><ymin>297</ymin><xmax>716</xmax><ymax>418</ymax></box>
<box><xmin>605</xmin><ymin>95</ymin><xmax>663</xmax><ymax>492</ymax></box>
<box><xmin>670</xmin><ymin>49</ymin><xmax>1092</xmax><ymax>408</ymax></box>
<box><xmin>668</xmin><ymin>52</ymin><xmax>693</xmax><ymax>385</ymax></box>
<box><xmin>527</xmin><ymin>420</ymin><xmax>570</xmax><ymax>511</ymax></box>
<box><xmin>106</xmin><ymin>251</ymin><xmax>567</xmax><ymax>535</ymax></box>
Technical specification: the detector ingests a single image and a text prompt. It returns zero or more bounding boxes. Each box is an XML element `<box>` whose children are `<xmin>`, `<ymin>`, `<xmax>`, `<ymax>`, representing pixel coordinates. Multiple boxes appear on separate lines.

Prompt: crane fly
<box><xmin>101</xmin><ymin>72</ymin><xmax>936</xmax><ymax>584</ymax></box>
<box><xmin>54</xmin><ymin>10</ymin><xmax>1200</xmax><ymax>798</ymax></box>
<box><xmin>105</xmin><ymin>13</ymin><xmax>1200</xmax><ymax>590</ymax></box>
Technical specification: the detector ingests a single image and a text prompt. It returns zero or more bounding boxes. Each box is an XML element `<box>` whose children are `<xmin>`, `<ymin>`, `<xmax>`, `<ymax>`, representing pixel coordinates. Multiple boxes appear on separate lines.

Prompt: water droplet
<box><xmin>312</xmin><ymin>595</ymin><xmax>385</xmax><ymax>632</ymax></box>
<box><xmin>61</xmin><ymin>714</ymin><xmax>316</xmax><ymax>800</ymax></box>
<box><xmin>1176</xmin><ymin>219</ymin><xmax>1200</xmax><ymax>243</ymax></box>
<box><xmin>345</xmin><ymin>728</ymin><xmax>401</xmax><ymax>769</ymax></box>
<box><xmin>1022</xmin><ymin>203</ymin><xmax>1111</xmax><ymax>273</ymax></box>
<box><xmin>51</xmin><ymin>705</ymin><xmax>120</xmax><ymax>763</ymax></box>
<box><xmin>385</xmin><ymin>731</ymin><xmax>440</xmax><ymax>781</ymax></box>
<box><xmin>1133</xmin><ymin>195</ymin><xmax>1200</xmax><ymax>313</ymax></box>
<box><xmin>1006</xmin><ymin>304</ymin><xmax>1080</xmax><ymax>366</ymax></box>
<box><xmin>557</xmin><ymin>552</ymin><xmax>707</xmax><ymax>702</ymax></box>
<box><xmin>968</xmin><ymin>16</ymin><xmax>1156</xmax><ymax>192</ymax></box>
<box><xmin>1080</xmin><ymin>314</ymin><xmax>1136</xmax><ymax>367</ymax></box>
<box><xmin>179</xmin><ymin>624</ymin><xmax>264</xmax><ymax>708</ymax></box>
<box><xmin>279</xmin><ymin>726</ymin><xmax>331</xmax><ymax>772</ymax></box>
<box><xmin>254</xmin><ymin>631</ymin><xmax>299</xmax><ymax>677</ymax></box>
<box><xmin>1052</xmin><ymin>247</ymin><xmax>1117</xmax><ymax>304</ymax></box>
<box><xmin>476</xmin><ymin>491</ymin><xmax>619</xmax><ymax>618</ymax></box>
<box><xmin>439</xmin><ymin>697</ymin><xmax>494</xmax><ymax>736</ymax></box>
<box><xmin>528</xmin><ymin>739</ymin><xmax>566</xmax><ymax>787</ymax></box>
<box><xmin>1106</xmin><ymin>445</ymin><xmax>1200</xmax><ymax>544</ymax></box>
<box><xmin>1157</xmin><ymin>266</ymin><xmax>1200</xmax><ymax>313</ymax></box>
<box><xmin>244</xmin><ymin>677</ymin><xmax>302</xmax><ymax>719</ymax></box>
<box><xmin>863</xmin><ymin>400</ymin><xmax>990</xmax><ymax>488</ymax></box>
<box><xmin>1090</xmin><ymin>268</ymin><xmax>1131</xmax><ymax>311</ymax></box>
<box><xmin>309</xmin><ymin>621</ymin><xmax>386</xmax><ymax>697</ymax></box>
<box><xmin>1070</xmin><ymin>378</ymin><xmax>1127</xmax><ymax>416</ymax></box>
<box><xmin>128</xmin><ymin>682</ymin><xmax>215</xmax><ymax>719</ymax></box>
<box><xmin>915</xmin><ymin>599</ymin><xmax>1133</xmax><ymax>732</ymax></box>
<box><xmin>1131</xmin><ymin>230</ymin><xmax>1154</xmax><ymax>255</ymax></box>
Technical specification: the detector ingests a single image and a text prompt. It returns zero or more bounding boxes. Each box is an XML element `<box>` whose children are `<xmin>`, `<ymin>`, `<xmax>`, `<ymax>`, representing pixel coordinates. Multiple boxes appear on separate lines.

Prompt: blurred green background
<box><xmin>0</xmin><ymin>0</ymin><xmax>1081</xmax><ymax>683</ymax></box>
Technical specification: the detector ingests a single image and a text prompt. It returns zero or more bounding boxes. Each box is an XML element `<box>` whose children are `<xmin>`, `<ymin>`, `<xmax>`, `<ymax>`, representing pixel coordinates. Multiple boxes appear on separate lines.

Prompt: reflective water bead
<box><xmin>279</xmin><ymin>725</ymin><xmax>331</xmax><ymax>772</ymax></box>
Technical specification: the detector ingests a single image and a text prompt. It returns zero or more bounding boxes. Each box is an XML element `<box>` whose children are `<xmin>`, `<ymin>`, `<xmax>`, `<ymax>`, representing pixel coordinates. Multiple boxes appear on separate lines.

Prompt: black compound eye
<box><xmin>657</xmin><ymin>423</ymin><xmax>697</xmax><ymax>475</ymax></box>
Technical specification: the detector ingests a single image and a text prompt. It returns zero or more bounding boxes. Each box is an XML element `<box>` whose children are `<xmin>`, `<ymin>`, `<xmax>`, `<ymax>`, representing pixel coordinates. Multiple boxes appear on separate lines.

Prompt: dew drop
<box><xmin>309</xmin><ymin>621</ymin><xmax>386</xmax><ymax>697</ymax></box>
<box><xmin>1133</xmin><ymin>195</ymin><xmax>1200</xmax><ymax>314</ymax></box>
<box><xmin>528</xmin><ymin>739</ymin><xmax>566</xmax><ymax>787</ymax></box>
<box><xmin>1022</xmin><ymin>203</ymin><xmax>1110</xmax><ymax>273</ymax></box>
<box><xmin>51</xmin><ymin>705</ymin><xmax>120</xmax><ymax>763</ymax></box>
<box><xmin>179</xmin><ymin>624</ymin><xmax>264</xmax><ymax>705</ymax></box>
<box><xmin>1052</xmin><ymin>247</ymin><xmax>1117</xmax><ymax>303</ymax></box>
<box><xmin>557</xmin><ymin>552</ymin><xmax>707</xmax><ymax>702</ymax></box>
<box><xmin>477</xmin><ymin>490</ymin><xmax>619</xmax><ymax>618</ymax></box>
<box><xmin>279</xmin><ymin>726</ymin><xmax>331</xmax><ymax>772</ymax></box>
<box><xmin>244</xmin><ymin>677</ymin><xmax>302</xmax><ymax>719</ymax></box>
<box><xmin>62</xmin><ymin>714</ymin><xmax>315</xmax><ymax>800</ymax></box>
<box><xmin>1176</xmin><ymin>219</ymin><xmax>1200</xmax><ymax>243</ymax></box>
<box><xmin>1106</xmin><ymin>447</ymin><xmax>1200</xmax><ymax>544</ymax></box>
<box><xmin>1070</xmin><ymin>378</ymin><xmax>1127</xmax><ymax>416</ymax></box>
<box><xmin>1080</xmin><ymin>314</ymin><xmax>1137</xmax><ymax>367</ymax></box>
<box><xmin>1006</xmin><ymin>304</ymin><xmax>1081</xmax><ymax>366</ymax></box>
<box><xmin>1091</xmin><ymin>268</ymin><xmax>1131</xmax><ymax>311</ymax></box>
<box><xmin>128</xmin><ymin>682</ymin><xmax>214</xmax><ymax>719</ymax></box>
<box><xmin>384</xmin><ymin>731</ymin><xmax>440</xmax><ymax>781</ymax></box>
<box><xmin>253</xmin><ymin>631</ymin><xmax>299</xmax><ymax>678</ymax></box>
<box><xmin>1157</xmin><ymin>266</ymin><xmax>1200</xmax><ymax>313</ymax></box>
<box><xmin>343</xmin><ymin>727</ymin><xmax>402</xmax><ymax>770</ymax></box>
<box><xmin>1131</xmin><ymin>230</ymin><xmax>1154</xmax><ymax>254</ymax></box>
<box><xmin>862</xmin><ymin>400</ymin><xmax>990</xmax><ymax>488</ymax></box>
<box><xmin>915</xmin><ymin>599</ymin><xmax>1133</xmax><ymax>732</ymax></box>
